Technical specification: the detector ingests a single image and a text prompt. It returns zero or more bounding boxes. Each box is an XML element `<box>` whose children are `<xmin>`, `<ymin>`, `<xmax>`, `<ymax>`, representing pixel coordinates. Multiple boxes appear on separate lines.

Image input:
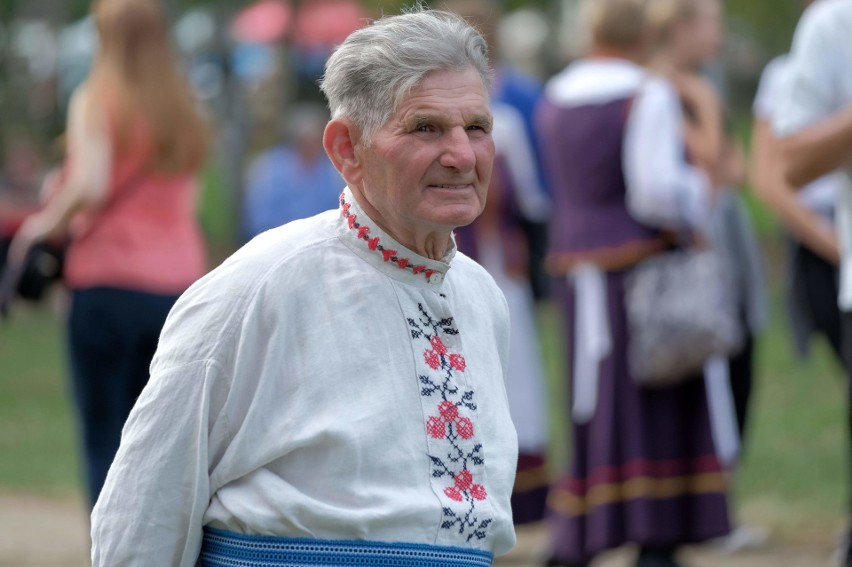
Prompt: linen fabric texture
<box><xmin>91</xmin><ymin>187</ymin><xmax>518</xmax><ymax>566</ymax></box>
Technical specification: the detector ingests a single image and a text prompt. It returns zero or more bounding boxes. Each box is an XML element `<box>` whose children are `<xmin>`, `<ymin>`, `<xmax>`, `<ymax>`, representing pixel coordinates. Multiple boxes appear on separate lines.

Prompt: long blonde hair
<box><xmin>88</xmin><ymin>0</ymin><xmax>208</xmax><ymax>173</ymax></box>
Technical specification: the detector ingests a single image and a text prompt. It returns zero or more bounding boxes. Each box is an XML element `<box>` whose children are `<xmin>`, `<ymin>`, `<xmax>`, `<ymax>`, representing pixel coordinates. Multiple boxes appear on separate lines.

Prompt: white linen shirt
<box><xmin>774</xmin><ymin>0</ymin><xmax>852</xmax><ymax>309</ymax></box>
<box><xmin>755</xmin><ymin>55</ymin><xmax>840</xmax><ymax>214</ymax></box>
<box><xmin>90</xmin><ymin>188</ymin><xmax>518</xmax><ymax>566</ymax></box>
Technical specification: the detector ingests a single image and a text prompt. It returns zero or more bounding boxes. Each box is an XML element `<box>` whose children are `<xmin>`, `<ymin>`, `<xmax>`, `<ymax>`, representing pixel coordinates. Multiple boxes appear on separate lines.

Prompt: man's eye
<box><xmin>415</xmin><ymin>124</ymin><xmax>435</xmax><ymax>133</ymax></box>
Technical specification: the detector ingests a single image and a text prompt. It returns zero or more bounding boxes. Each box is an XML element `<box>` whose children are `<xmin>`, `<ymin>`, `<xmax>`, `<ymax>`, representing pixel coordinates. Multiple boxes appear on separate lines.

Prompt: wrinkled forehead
<box><xmin>392</xmin><ymin>69</ymin><xmax>490</xmax><ymax>121</ymax></box>
<box><xmin>399</xmin><ymin>67</ymin><xmax>490</xmax><ymax>108</ymax></box>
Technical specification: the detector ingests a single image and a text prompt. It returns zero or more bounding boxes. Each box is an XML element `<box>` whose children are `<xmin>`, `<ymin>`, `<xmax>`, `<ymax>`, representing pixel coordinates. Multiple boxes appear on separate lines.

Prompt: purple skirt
<box><xmin>547</xmin><ymin>270</ymin><xmax>731</xmax><ymax>563</ymax></box>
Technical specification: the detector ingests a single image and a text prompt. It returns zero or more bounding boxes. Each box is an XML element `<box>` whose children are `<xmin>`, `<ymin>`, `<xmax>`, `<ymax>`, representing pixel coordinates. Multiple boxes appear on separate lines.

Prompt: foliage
<box><xmin>726</xmin><ymin>0</ymin><xmax>802</xmax><ymax>58</ymax></box>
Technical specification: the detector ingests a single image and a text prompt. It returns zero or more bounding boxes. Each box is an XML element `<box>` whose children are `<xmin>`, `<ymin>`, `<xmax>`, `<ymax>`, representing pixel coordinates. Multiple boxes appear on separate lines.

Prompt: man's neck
<box><xmin>349</xmin><ymin>189</ymin><xmax>452</xmax><ymax>261</ymax></box>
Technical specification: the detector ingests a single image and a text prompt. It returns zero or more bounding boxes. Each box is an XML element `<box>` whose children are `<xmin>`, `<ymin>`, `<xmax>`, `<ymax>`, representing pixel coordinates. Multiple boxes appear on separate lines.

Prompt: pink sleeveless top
<box><xmin>64</xmin><ymin>104</ymin><xmax>207</xmax><ymax>295</ymax></box>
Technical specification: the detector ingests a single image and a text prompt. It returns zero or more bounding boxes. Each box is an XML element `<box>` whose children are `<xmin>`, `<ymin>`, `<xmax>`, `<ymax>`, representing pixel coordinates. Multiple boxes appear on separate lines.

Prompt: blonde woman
<box><xmin>537</xmin><ymin>0</ymin><xmax>730</xmax><ymax>565</ymax></box>
<box><xmin>8</xmin><ymin>0</ymin><xmax>208</xmax><ymax>506</ymax></box>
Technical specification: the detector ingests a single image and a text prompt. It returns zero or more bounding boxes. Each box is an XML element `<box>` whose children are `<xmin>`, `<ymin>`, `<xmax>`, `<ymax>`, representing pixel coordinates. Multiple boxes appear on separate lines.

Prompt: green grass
<box><xmin>736</xmin><ymin>295</ymin><xmax>848</xmax><ymax>543</ymax></box>
<box><xmin>0</xmin><ymin>303</ymin><xmax>80</xmax><ymax>494</ymax></box>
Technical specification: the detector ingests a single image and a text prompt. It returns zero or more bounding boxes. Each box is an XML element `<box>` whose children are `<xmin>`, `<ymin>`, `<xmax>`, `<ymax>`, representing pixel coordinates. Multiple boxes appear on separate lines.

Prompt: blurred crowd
<box><xmin>1</xmin><ymin>0</ymin><xmax>851</xmax><ymax>566</ymax></box>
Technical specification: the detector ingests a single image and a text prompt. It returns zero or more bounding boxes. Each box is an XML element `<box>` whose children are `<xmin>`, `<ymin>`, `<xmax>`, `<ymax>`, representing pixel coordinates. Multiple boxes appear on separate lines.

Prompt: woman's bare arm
<box><xmin>7</xmin><ymin>84</ymin><xmax>112</xmax><ymax>263</ymax></box>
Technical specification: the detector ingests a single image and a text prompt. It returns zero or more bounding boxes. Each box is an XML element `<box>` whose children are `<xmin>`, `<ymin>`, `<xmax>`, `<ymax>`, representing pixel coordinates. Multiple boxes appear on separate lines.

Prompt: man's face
<box><xmin>353</xmin><ymin>67</ymin><xmax>494</xmax><ymax>247</ymax></box>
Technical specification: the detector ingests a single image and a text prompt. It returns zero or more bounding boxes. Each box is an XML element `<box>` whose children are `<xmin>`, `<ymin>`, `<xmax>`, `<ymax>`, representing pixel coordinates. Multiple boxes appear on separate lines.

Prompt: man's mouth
<box><xmin>429</xmin><ymin>183</ymin><xmax>472</xmax><ymax>189</ymax></box>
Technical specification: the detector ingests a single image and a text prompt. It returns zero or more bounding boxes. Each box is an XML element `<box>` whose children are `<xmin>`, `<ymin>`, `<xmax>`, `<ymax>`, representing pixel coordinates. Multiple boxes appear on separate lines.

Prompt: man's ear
<box><xmin>324</xmin><ymin>118</ymin><xmax>362</xmax><ymax>187</ymax></box>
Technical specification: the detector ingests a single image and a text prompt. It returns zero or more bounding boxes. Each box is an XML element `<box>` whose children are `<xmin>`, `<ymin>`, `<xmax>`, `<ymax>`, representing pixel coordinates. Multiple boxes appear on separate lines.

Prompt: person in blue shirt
<box><xmin>242</xmin><ymin>102</ymin><xmax>343</xmax><ymax>241</ymax></box>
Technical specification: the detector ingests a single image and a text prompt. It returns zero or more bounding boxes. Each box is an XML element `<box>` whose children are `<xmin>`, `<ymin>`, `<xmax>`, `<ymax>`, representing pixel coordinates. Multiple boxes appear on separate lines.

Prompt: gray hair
<box><xmin>319</xmin><ymin>6</ymin><xmax>492</xmax><ymax>145</ymax></box>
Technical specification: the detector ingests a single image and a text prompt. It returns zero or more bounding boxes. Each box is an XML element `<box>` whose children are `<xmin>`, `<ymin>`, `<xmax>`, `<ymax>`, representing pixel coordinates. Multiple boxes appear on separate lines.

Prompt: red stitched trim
<box><xmin>340</xmin><ymin>192</ymin><xmax>444</xmax><ymax>282</ymax></box>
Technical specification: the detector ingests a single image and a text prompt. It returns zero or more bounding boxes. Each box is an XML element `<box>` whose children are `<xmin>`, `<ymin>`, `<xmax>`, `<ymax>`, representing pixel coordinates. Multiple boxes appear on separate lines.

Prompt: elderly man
<box><xmin>773</xmin><ymin>1</ymin><xmax>852</xmax><ymax>565</ymax></box>
<box><xmin>90</xmin><ymin>8</ymin><xmax>517</xmax><ymax>567</ymax></box>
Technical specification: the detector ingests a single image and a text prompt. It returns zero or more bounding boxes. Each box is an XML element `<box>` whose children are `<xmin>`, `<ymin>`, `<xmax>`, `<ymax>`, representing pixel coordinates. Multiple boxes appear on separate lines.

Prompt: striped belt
<box><xmin>200</xmin><ymin>527</ymin><xmax>494</xmax><ymax>567</ymax></box>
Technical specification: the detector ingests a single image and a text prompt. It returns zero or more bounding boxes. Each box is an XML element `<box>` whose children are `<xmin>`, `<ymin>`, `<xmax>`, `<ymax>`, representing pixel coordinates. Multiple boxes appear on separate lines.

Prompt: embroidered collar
<box><xmin>336</xmin><ymin>188</ymin><xmax>454</xmax><ymax>288</ymax></box>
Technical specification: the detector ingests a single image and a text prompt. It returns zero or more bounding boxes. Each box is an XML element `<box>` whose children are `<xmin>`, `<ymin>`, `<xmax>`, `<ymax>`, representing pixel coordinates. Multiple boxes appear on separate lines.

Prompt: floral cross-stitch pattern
<box><xmin>408</xmin><ymin>303</ymin><xmax>492</xmax><ymax>542</ymax></box>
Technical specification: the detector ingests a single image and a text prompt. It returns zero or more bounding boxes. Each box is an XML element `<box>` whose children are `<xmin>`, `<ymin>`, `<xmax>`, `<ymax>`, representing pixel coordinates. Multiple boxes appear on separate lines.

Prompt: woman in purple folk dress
<box><xmin>535</xmin><ymin>1</ymin><xmax>731</xmax><ymax>566</ymax></box>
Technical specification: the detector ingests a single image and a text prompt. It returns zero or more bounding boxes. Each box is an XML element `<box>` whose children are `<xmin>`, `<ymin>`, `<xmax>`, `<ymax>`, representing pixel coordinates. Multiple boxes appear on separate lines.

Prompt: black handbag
<box><xmin>16</xmin><ymin>240</ymin><xmax>65</xmax><ymax>300</ymax></box>
<box><xmin>0</xmin><ymin>236</ymin><xmax>65</xmax><ymax>311</ymax></box>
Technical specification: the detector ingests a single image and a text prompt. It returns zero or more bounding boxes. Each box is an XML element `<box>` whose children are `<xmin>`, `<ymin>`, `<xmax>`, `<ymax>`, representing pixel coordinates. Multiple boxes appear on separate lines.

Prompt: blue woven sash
<box><xmin>200</xmin><ymin>527</ymin><xmax>494</xmax><ymax>567</ymax></box>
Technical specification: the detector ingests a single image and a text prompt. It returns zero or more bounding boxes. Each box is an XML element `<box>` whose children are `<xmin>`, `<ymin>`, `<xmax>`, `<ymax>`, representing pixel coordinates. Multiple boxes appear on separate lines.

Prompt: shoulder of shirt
<box><xmin>544</xmin><ymin>59</ymin><xmax>673</xmax><ymax>107</ymax></box>
<box><xmin>180</xmin><ymin>210</ymin><xmax>341</xmax><ymax>309</ymax></box>
<box><xmin>808</xmin><ymin>0</ymin><xmax>852</xmax><ymax>19</ymax></box>
<box><xmin>151</xmin><ymin>210</ymin><xmax>341</xmax><ymax>371</ymax></box>
<box><xmin>758</xmin><ymin>55</ymin><xmax>788</xmax><ymax>84</ymax></box>
<box><xmin>448</xmin><ymin>252</ymin><xmax>507</xmax><ymax>305</ymax></box>
<box><xmin>246</xmin><ymin>208</ymin><xmax>335</xmax><ymax>242</ymax></box>
<box><xmin>450</xmin><ymin>249</ymin><xmax>488</xmax><ymax>275</ymax></box>
<box><xmin>449</xmin><ymin>253</ymin><xmax>510</xmax><ymax>334</ymax></box>
<box><xmin>797</xmin><ymin>0</ymin><xmax>852</xmax><ymax>37</ymax></box>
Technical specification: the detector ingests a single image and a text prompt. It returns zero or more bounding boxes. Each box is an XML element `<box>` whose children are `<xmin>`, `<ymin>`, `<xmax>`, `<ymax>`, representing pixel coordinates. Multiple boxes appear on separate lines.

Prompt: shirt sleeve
<box><xmin>90</xmin><ymin>358</ymin><xmax>231</xmax><ymax>567</ymax></box>
<box><xmin>622</xmin><ymin>76</ymin><xmax>711</xmax><ymax>231</ymax></box>
<box><xmin>89</xmin><ymin>263</ymin><xmax>250</xmax><ymax>566</ymax></box>
<box><xmin>773</xmin><ymin>4</ymin><xmax>840</xmax><ymax>136</ymax></box>
<box><xmin>753</xmin><ymin>56</ymin><xmax>786</xmax><ymax>121</ymax></box>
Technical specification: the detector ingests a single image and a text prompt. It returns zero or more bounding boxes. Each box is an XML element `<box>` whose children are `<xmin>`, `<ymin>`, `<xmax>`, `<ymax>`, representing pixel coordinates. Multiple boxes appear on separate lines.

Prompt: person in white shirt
<box><xmin>773</xmin><ymin>1</ymin><xmax>852</xmax><ymax>565</ymax></box>
<box><xmin>752</xmin><ymin>52</ymin><xmax>844</xmax><ymax>360</ymax></box>
<box><xmin>90</xmin><ymin>8</ymin><xmax>518</xmax><ymax>567</ymax></box>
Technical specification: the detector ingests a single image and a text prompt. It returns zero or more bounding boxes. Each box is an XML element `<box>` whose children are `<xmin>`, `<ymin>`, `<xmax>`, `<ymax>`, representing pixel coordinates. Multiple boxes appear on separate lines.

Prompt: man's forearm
<box><xmin>780</xmin><ymin>105</ymin><xmax>852</xmax><ymax>187</ymax></box>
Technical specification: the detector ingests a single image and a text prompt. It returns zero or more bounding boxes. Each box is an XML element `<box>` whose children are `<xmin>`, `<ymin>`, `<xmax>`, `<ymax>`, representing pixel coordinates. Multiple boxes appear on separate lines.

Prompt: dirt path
<box><xmin>0</xmin><ymin>493</ymin><xmax>90</xmax><ymax>567</ymax></box>
<box><xmin>0</xmin><ymin>493</ymin><xmax>837</xmax><ymax>566</ymax></box>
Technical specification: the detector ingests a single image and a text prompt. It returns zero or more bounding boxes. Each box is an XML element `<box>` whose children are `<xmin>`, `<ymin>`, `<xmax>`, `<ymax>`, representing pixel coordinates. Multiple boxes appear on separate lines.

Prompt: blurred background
<box><xmin>0</xmin><ymin>0</ymin><xmax>801</xmax><ymax>257</ymax></box>
<box><xmin>0</xmin><ymin>0</ymin><xmax>845</xmax><ymax>565</ymax></box>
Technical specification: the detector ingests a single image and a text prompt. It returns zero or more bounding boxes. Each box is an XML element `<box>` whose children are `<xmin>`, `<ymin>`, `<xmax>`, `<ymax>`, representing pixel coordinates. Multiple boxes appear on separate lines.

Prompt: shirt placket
<box><xmin>407</xmin><ymin>290</ymin><xmax>494</xmax><ymax>548</ymax></box>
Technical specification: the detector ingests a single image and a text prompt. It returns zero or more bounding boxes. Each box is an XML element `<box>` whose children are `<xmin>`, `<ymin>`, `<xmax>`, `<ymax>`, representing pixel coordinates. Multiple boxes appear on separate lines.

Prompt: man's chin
<box><xmin>429</xmin><ymin>207</ymin><xmax>483</xmax><ymax>231</ymax></box>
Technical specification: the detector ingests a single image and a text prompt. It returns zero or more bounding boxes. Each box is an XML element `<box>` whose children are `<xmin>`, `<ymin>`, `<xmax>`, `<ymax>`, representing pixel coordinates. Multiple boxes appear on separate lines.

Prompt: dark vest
<box><xmin>535</xmin><ymin>96</ymin><xmax>666</xmax><ymax>273</ymax></box>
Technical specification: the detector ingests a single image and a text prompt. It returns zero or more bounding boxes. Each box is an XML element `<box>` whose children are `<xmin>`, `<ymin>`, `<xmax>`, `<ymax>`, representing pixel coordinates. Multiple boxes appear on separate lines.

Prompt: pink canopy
<box><xmin>230</xmin><ymin>0</ymin><xmax>294</xmax><ymax>43</ymax></box>
<box><xmin>292</xmin><ymin>0</ymin><xmax>367</xmax><ymax>49</ymax></box>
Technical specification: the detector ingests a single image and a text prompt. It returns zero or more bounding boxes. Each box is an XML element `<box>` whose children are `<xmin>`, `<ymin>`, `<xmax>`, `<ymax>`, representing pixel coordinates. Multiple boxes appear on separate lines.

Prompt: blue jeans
<box><xmin>68</xmin><ymin>287</ymin><xmax>179</xmax><ymax>507</ymax></box>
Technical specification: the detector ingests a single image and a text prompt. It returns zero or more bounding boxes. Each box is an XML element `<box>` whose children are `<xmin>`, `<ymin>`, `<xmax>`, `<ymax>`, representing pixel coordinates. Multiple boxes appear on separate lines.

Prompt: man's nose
<box><xmin>439</xmin><ymin>127</ymin><xmax>476</xmax><ymax>171</ymax></box>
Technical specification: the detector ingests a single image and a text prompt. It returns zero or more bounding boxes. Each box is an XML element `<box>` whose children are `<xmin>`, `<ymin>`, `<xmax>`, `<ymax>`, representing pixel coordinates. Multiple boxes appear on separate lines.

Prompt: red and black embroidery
<box><xmin>408</xmin><ymin>303</ymin><xmax>492</xmax><ymax>542</ymax></box>
<box><xmin>340</xmin><ymin>193</ymin><xmax>440</xmax><ymax>280</ymax></box>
